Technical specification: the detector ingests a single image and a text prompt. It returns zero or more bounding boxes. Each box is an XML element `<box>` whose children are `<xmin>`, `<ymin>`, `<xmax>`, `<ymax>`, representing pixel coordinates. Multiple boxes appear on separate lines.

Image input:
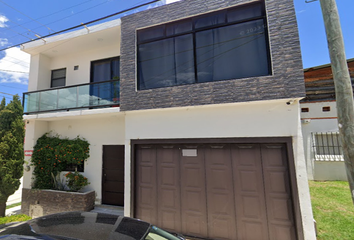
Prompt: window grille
<box><xmin>311</xmin><ymin>132</ymin><xmax>343</xmax><ymax>161</ymax></box>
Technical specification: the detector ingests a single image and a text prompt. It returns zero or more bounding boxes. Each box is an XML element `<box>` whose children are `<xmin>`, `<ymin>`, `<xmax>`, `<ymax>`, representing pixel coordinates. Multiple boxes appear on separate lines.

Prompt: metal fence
<box><xmin>312</xmin><ymin>132</ymin><xmax>343</xmax><ymax>161</ymax></box>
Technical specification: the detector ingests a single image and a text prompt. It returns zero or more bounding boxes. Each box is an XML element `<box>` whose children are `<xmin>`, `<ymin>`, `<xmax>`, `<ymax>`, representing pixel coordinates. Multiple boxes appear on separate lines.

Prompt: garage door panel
<box><xmin>160</xmin><ymin>210</ymin><xmax>181</xmax><ymax>231</ymax></box>
<box><xmin>157</xmin><ymin>148</ymin><xmax>181</xmax><ymax>232</ymax></box>
<box><xmin>135</xmin><ymin>142</ymin><xmax>298</xmax><ymax>240</ymax></box>
<box><xmin>232</xmin><ymin>145</ymin><xmax>270</xmax><ymax>240</ymax></box>
<box><xmin>242</xmin><ymin>221</ymin><xmax>270</xmax><ymax>240</ymax></box>
<box><xmin>269</xmin><ymin>197</ymin><xmax>295</xmax><ymax>221</ymax></box>
<box><xmin>239</xmin><ymin>171</ymin><xmax>260</xmax><ymax>193</ymax></box>
<box><xmin>205</xmin><ymin>148</ymin><xmax>237</xmax><ymax>240</ymax></box>
<box><xmin>181</xmin><ymin>150</ymin><xmax>208</xmax><ymax>237</ymax></box>
<box><xmin>261</xmin><ymin>145</ymin><xmax>297</xmax><ymax>240</ymax></box>
<box><xmin>209</xmin><ymin>215</ymin><xmax>237</xmax><ymax>240</ymax></box>
<box><xmin>135</xmin><ymin>148</ymin><xmax>157</xmax><ymax>225</ymax></box>
<box><xmin>184</xmin><ymin>213</ymin><xmax>208</xmax><ymax>237</ymax></box>
<box><xmin>268</xmin><ymin>171</ymin><xmax>288</xmax><ymax>193</ymax></box>
<box><xmin>270</xmin><ymin>225</ymin><xmax>297</xmax><ymax>240</ymax></box>
<box><xmin>241</xmin><ymin>196</ymin><xmax>264</xmax><ymax>219</ymax></box>
<box><xmin>160</xmin><ymin>166</ymin><xmax>177</xmax><ymax>185</ymax></box>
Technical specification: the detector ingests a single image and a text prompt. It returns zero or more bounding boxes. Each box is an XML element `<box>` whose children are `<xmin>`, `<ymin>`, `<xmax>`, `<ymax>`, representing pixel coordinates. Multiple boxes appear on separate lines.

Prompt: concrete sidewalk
<box><xmin>5</xmin><ymin>205</ymin><xmax>21</xmax><ymax>216</ymax></box>
<box><xmin>90</xmin><ymin>205</ymin><xmax>124</xmax><ymax>216</ymax></box>
<box><xmin>5</xmin><ymin>178</ymin><xmax>23</xmax><ymax>216</ymax></box>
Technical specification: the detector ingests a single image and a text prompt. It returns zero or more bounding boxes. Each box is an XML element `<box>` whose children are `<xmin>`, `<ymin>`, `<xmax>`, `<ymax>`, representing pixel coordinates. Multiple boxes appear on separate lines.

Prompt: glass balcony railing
<box><xmin>23</xmin><ymin>80</ymin><xmax>120</xmax><ymax>114</ymax></box>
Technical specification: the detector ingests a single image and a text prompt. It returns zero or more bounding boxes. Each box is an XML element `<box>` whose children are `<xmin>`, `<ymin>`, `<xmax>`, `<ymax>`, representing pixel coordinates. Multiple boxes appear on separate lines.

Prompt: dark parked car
<box><xmin>0</xmin><ymin>211</ymin><xmax>185</xmax><ymax>240</ymax></box>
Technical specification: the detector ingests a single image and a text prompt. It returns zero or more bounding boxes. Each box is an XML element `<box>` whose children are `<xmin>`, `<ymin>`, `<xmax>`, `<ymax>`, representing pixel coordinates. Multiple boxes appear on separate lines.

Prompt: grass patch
<box><xmin>309</xmin><ymin>181</ymin><xmax>354</xmax><ymax>240</ymax></box>
<box><xmin>0</xmin><ymin>214</ymin><xmax>31</xmax><ymax>225</ymax></box>
<box><xmin>6</xmin><ymin>202</ymin><xmax>21</xmax><ymax>209</ymax></box>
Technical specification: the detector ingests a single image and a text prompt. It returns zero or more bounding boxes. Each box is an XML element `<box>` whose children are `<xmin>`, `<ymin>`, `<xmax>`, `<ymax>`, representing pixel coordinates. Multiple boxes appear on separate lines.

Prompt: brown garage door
<box><xmin>135</xmin><ymin>143</ymin><xmax>297</xmax><ymax>240</ymax></box>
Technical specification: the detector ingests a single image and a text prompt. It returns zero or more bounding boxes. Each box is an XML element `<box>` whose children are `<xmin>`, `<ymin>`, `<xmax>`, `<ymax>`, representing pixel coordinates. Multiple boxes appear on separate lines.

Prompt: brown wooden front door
<box><xmin>135</xmin><ymin>143</ymin><xmax>297</xmax><ymax>240</ymax></box>
<box><xmin>102</xmin><ymin>145</ymin><xmax>124</xmax><ymax>206</ymax></box>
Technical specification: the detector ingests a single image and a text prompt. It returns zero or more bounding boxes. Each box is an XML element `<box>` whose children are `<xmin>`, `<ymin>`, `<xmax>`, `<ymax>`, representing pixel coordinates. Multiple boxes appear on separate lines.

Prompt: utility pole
<box><xmin>319</xmin><ymin>0</ymin><xmax>354</xmax><ymax>204</ymax></box>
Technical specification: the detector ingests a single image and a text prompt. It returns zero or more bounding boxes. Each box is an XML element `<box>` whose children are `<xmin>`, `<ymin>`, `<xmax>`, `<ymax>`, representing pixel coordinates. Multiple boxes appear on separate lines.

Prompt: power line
<box><xmin>0</xmin><ymin>0</ymin><xmax>54</xmax><ymax>33</ymax></box>
<box><xmin>3</xmin><ymin>0</ymin><xmax>104</xmax><ymax>42</ymax></box>
<box><xmin>0</xmin><ymin>0</ymin><xmax>163</xmax><ymax>53</ymax></box>
<box><xmin>0</xmin><ymin>83</ymin><xmax>28</xmax><ymax>90</ymax></box>
<box><xmin>8</xmin><ymin>0</ymin><xmax>95</xmax><ymax>30</ymax></box>
<box><xmin>0</xmin><ymin>69</ymin><xmax>28</xmax><ymax>74</ymax></box>
<box><xmin>0</xmin><ymin>91</ymin><xmax>18</xmax><ymax>96</ymax></box>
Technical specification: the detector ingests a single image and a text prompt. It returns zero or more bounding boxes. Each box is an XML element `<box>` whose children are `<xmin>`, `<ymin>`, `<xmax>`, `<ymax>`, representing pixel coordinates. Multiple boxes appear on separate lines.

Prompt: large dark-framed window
<box><xmin>51</xmin><ymin>68</ymin><xmax>66</xmax><ymax>88</ymax></box>
<box><xmin>90</xmin><ymin>57</ymin><xmax>120</xmax><ymax>104</ymax></box>
<box><xmin>90</xmin><ymin>57</ymin><xmax>120</xmax><ymax>83</ymax></box>
<box><xmin>137</xmin><ymin>1</ymin><xmax>271</xmax><ymax>90</ymax></box>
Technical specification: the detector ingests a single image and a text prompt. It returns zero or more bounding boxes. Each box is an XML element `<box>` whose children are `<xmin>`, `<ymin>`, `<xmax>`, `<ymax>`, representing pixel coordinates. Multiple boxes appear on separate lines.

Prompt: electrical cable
<box><xmin>0</xmin><ymin>0</ymin><xmax>155</xmax><ymax>72</ymax></box>
<box><xmin>0</xmin><ymin>83</ymin><xmax>28</xmax><ymax>90</ymax></box>
<box><xmin>0</xmin><ymin>0</ymin><xmax>162</xmax><ymax>53</ymax></box>
<box><xmin>0</xmin><ymin>0</ymin><xmax>54</xmax><ymax>32</ymax></box>
<box><xmin>2</xmin><ymin>0</ymin><xmax>108</xmax><ymax>43</ymax></box>
<box><xmin>0</xmin><ymin>69</ymin><xmax>28</xmax><ymax>74</ymax></box>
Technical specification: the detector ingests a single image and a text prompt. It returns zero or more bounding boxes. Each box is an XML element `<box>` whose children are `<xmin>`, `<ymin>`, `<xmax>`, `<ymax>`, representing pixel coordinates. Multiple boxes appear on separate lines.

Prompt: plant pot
<box><xmin>21</xmin><ymin>188</ymin><xmax>95</xmax><ymax>218</ymax></box>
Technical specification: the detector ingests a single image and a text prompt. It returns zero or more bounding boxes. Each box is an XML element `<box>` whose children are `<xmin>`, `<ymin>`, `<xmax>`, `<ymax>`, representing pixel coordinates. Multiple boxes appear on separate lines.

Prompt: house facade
<box><xmin>300</xmin><ymin>58</ymin><xmax>354</xmax><ymax>181</ymax></box>
<box><xmin>21</xmin><ymin>0</ymin><xmax>316</xmax><ymax>239</ymax></box>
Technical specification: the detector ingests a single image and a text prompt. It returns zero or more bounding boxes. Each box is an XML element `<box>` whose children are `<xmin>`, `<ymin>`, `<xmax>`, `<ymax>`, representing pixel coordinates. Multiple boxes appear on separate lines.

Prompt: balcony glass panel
<box><xmin>90</xmin><ymin>82</ymin><xmax>114</xmax><ymax>106</ymax></box>
<box><xmin>77</xmin><ymin>85</ymin><xmax>90</xmax><ymax>107</ymax></box>
<box><xmin>23</xmin><ymin>80</ymin><xmax>120</xmax><ymax>114</ymax></box>
<box><xmin>40</xmin><ymin>89</ymin><xmax>58</xmax><ymax>111</ymax></box>
<box><xmin>58</xmin><ymin>87</ymin><xmax>77</xmax><ymax>109</ymax></box>
<box><xmin>24</xmin><ymin>92</ymin><xmax>39</xmax><ymax>113</ymax></box>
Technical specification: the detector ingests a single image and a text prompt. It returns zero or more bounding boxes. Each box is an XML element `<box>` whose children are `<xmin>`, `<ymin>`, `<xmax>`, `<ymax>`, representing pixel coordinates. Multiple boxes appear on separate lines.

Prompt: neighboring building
<box><xmin>21</xmin><ymin>0</ymin><xmax>316</xmax><ymax>239</ymax></box>
<box><xmin>301</xmin><ymin>58</ymin><xmax>354</xmax><ymax>181</ymax></box>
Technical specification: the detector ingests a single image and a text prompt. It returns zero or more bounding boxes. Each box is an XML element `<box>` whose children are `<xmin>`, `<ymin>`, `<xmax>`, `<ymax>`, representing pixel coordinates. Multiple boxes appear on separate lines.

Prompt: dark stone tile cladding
<box><xmin>120</xmin><ymin>0</ymin><xmax>305</xmax><ymax>111</ymax></box>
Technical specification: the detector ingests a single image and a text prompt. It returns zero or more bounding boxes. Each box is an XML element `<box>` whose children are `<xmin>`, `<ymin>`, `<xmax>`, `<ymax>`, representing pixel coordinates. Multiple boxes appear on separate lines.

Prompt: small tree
<box><xmin>0</xmin><ymin>96</ymin><xmax>25</xmax><ymax>216</ymax></box>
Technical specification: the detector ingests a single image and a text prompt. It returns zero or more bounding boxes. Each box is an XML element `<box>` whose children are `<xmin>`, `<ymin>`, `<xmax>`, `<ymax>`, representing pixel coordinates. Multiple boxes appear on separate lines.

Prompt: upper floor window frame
<box><xmin>51</xmin><ymin>68</ymin><xmax>66</xmax><ymax>88</ymax></box>
<box><xmin>90</xmin><ymin>56</ymin><xmax>120</xmax><ymax>83</ymax></box>
<box><xmin>136</xmin><ymin>1</ymin><xmax>271</xmax><ymax>90</ymax></box>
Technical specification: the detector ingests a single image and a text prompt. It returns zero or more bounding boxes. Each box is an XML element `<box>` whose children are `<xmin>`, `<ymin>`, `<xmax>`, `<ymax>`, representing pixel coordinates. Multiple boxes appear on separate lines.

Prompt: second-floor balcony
<box><xmin>23</xmin><ymin>80</ymin><xmax>120</xmax><ymax>114</ymax></box>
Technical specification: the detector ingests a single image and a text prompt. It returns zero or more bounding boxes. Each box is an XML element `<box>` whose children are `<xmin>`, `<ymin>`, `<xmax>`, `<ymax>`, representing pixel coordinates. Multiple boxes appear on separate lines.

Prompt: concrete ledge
<box><xmin>21</xmin><ymin>188</ymin><xmax>95</xmax><ymax>218</ymax></box>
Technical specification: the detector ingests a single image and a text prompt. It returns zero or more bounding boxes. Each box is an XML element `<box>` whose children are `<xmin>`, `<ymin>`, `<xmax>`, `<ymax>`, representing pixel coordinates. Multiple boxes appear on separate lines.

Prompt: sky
<box><xmin>0</xmin><ymin>0</ymin><xmax>353</xmax><ymax>103</ymax></box>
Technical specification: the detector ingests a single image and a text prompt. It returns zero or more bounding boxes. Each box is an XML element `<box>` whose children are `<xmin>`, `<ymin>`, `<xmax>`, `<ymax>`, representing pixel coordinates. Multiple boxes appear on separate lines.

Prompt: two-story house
<box><xmin>21</xmin><ymin>0</ymin><xmax>316</xmax><ymax>239</ymax></box>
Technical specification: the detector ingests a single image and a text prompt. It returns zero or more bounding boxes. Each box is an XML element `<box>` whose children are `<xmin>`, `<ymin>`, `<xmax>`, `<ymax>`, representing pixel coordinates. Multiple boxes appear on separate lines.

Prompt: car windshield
<box><xmin>145</xmin><ymin>226</ymin><xmax>183</xmax><ymax>240</ymax></box>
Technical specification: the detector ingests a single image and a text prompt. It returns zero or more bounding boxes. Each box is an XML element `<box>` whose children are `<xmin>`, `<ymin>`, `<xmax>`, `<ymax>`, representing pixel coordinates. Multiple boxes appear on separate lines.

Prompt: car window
<box><xmin>145</xmin><ymin>226</ymin><xmax>182</xmax><ymax>240</ymax></box>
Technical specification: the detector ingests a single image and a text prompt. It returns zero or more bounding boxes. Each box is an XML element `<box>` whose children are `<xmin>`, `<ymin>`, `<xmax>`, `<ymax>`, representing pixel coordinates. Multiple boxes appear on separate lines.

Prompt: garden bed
<box><xmin>21</xmin><ymin>188</ymin><xmax>95</xmax><ymax>218</ymax></box>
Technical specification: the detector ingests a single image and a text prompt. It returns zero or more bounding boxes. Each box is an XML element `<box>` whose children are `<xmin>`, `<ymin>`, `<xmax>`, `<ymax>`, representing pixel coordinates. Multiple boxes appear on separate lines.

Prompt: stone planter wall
<box><xmin>21</xmin><ymin>188</ymin><xmax>95</xmax><ymax>218</ymax></box>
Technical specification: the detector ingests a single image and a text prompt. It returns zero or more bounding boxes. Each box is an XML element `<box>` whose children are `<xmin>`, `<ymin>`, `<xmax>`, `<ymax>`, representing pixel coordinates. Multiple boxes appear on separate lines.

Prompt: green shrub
<box><xmin>31</xmin><ymin>133</ymin><xmax>90</xmax><ymax>189</ymax></box>
<box><xmin>65</xmin><ymin>171</ymin><xmax>90</xmax><ymax>192</ymax></box>
<box><xmin>0</xmin><ymin>214</ymin><xmax>31</xmax><ymax>225</ymax></box>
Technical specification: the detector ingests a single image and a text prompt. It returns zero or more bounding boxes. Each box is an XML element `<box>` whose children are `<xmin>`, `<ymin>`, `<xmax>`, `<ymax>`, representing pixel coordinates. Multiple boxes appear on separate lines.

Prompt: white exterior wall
<box><xmin>28</xmin><ymin>54</ymin><xmax>52</xmax><ymax>91</ymax></box>
<box><xmin>27</xmin><ymin>44</ymin><xmax>120</xmax><ymax>91</ymax></box>
<box><xmin>23</xmin><ymin>111</ymin><xmax>125</xmax><ymax>203</ymax></box>
<box><xmin>49</xmin><ymin>44</ymin><xmax>120</xmax><ymax>87</ymax></box>
<box><xmin>124</xmin><ymin>99</ymin><xmax>316</xmax><ymax>240</ymax></box>
<box><xmin>300</xmin><ymin>101</ymin><xmax>347</xmax><ymax>181</ymax></box>
<box><xmin>24</xmin><ymin>22</ymin><xmax>121</xmax><ymax>92</ymax></box>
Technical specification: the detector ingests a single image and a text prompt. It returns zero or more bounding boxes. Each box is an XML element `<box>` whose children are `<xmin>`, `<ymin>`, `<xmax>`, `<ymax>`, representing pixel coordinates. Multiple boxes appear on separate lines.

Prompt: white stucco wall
<box><xmin>28</xmin><ymin>54</ymin><xmax>52</xmax><ymax>91</ymax></box>
<box><xmin>124</xmin><ymin>99</ymin><xmax>316</xmax><ymax>240</ymax></box>
<box><xmin>49</xmin><ymin>44</ymin><xmax>120</xmax><ymax>87</ymax></box>
<box><xmin>23</xmin><ymin>111</ymin><xmax>125</xmax><ymax>203</ymax></box>
<box><xmin>300</xmin><ymin>101</ymin><xmax>347</xmax><ymax>181</ymax></box>
<box><xmin>25</xmin><ymin>24</ymin><xmax>121</xmax><ymax>92</ymax></box>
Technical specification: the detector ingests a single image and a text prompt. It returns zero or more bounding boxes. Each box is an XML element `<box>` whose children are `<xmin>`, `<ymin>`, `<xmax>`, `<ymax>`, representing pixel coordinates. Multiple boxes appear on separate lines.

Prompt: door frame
<box><xmin>131</xmin><ymin>137</ymin><xmax>304</xmax><ymax>240</ymax></box>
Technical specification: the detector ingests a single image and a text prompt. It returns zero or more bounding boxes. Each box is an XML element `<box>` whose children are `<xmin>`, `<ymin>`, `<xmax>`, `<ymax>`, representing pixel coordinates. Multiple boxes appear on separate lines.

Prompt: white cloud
<box><xmin>0</xmin><ymin>47</ymin><xmax>30</xmax><ymax>84</ymax></box>
<box><xmin>0</xmin><ymin>15</ymin><xmax>8</xmax><ymax>28</ymax></box>
<box><xmin>0</xmin><ymin>38</ymin><xmax>8</xmax><ymax>46</ymax></box>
